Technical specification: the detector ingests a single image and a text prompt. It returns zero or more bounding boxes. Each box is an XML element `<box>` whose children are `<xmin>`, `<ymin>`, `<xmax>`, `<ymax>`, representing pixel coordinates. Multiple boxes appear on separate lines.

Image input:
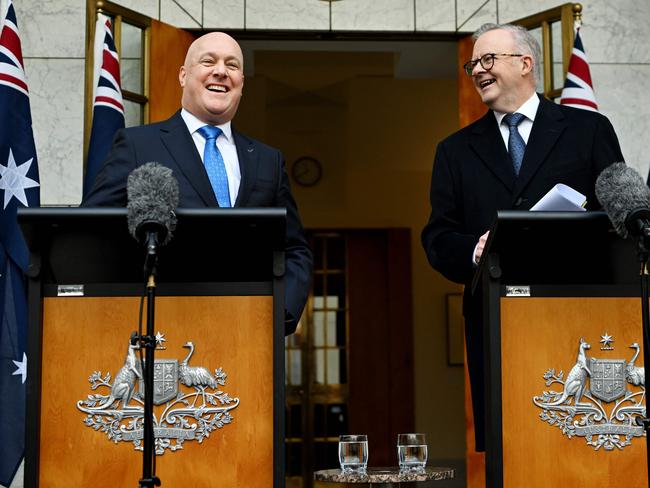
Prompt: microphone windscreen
<box><xmin>595</xmin><ymin>162</ymin><xmax>650</xmax><ymax>238</ymax></box>
<box><xmin>126</xmin><ymin>162</ymin><xmax>180</xmax><ymax>244</ymax></box>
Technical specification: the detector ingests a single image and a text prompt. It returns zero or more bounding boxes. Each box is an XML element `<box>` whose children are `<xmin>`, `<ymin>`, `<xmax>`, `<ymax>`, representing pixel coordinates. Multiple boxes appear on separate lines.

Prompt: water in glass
<box><xmin>397</xmin><ymin>433</ymin><xmax>427</xmax><ymax>472</ymax></box>
<box><xmin>338</xmin><ymin>435</ymin><xmax>368</xmax><ymax>474</ymax></box>
<box><xmin>398</xmin><ymin>443</ymin><xmax>427</xmax><ymax>471</ymax></box>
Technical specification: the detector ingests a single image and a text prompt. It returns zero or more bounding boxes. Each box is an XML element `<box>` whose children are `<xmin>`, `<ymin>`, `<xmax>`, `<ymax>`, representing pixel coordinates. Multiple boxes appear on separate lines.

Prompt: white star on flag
<box><xmin>12</xmin><ymin>352</ymin><xmax>27</xmax><ymax>384</ymax></box>
<box><xmin>0</xmin><ymin>148</ymin><xmax>40</xmax><ymax>209</ymax></box>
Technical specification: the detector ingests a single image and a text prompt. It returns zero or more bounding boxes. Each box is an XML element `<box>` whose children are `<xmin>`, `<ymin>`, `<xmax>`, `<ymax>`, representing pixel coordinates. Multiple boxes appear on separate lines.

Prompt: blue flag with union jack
<box><xmin>559</xmin><ymin>27</ymin><xmax>599</xmax><ymax>112</ymax></box>
<box><xmin>0</xmin><ymin>1</ymin><xmax>40</xmax><ymax>485</ymax></box>
<box><xmin>83</xmin><ymin>15</ymin><xmax>124</xmax><ymax>197</ymax></box>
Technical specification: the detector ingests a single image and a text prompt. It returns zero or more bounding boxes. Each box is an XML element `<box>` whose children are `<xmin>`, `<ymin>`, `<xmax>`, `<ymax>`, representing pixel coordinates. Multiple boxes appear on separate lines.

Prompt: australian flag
<box><xmin>559</xmin><ymin>27</ymin><xmax>599</xmax><ymax>112</ymax></box>
<box><xmin>83</xmin><ymin>15</ymin><xmax>124</xmax><ymax>197</ymax></box>
<box><xmin>0</xmin><ymin>0</ymin><xmax>40</xmax><ymax>486</ymax></box>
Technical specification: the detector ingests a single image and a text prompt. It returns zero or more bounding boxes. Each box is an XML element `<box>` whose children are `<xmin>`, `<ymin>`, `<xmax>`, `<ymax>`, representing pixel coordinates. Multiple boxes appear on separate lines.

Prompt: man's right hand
<box><xmin>474</xmin><ymin>231</ymin><xmax>490</xmax><ymax>264</ymax></box>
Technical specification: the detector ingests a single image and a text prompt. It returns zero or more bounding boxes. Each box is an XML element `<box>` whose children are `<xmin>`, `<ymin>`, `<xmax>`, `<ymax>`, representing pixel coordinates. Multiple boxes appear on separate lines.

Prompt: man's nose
<box><xmin>212</xmin><ymin>62</ymin><xmax>227</xmax><ymax>76</ymax></box>
<box><xmin>472</xmin><ymin>61</ymin><xmax>484</xmax><ymax>76</ymax></box>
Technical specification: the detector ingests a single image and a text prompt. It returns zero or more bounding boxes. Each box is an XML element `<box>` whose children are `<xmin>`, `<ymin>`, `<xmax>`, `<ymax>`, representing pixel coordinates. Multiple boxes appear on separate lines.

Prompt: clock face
<box><xmin>291</xmin><ymin>156</ymin><xmax>322</xmax><ymax>187</ymax></box>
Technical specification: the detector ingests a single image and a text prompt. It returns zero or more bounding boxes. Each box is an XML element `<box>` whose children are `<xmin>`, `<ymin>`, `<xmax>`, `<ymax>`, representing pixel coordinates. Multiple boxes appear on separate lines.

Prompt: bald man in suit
<box><xmin>84</xmin><ymin>32</ymin><xmax>312</xmax><ymax>333</ymax></box>
<box><xmin>421</xmin><ymin>23</ymin><xmax>623</xmax><ymax>451</ymax></box>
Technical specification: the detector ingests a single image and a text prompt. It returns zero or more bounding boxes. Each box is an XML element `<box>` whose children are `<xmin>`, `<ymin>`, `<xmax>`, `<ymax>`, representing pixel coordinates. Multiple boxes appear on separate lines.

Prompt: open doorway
<box><xmin>232</xmin><ymin>39</ymin><xmax>464</xmax><ymax>487</ymax></box>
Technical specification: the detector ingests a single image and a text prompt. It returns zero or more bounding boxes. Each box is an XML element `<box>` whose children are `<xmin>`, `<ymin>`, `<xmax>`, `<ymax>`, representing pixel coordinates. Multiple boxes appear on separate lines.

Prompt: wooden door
<box><xmin>149</xmin><ymin>20</ymin><xmax>195</xmax><ymax>122</ymax></box>
<box><xmin>348</xmin><ymin>229</ymin><xmax>415</xmax><ymax>466</ymax></box>
<box><xmin>301</xmin><ymin>229</ymin><xmax>415</xmax><ymax>488</ymax></box>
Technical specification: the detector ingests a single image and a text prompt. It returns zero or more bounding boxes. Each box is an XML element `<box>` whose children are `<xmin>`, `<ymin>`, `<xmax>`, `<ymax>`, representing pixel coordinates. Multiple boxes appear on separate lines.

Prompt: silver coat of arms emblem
<box><xmin>77</xmin><ymin>334</ymin><xmax>239</xmax><ymax>454</ymax></box>
<box><xmin>532</xmin><ymin>337</ymin><xmax>645</xmax><ymax>451</ymax></box>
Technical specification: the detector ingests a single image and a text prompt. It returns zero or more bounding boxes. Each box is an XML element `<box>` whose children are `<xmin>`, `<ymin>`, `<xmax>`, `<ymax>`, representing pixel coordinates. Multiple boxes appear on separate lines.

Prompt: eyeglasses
<box><xmin>463</xmin><ymin>53</ymin><xmax>524</xmax><ymax>76</ymax></box>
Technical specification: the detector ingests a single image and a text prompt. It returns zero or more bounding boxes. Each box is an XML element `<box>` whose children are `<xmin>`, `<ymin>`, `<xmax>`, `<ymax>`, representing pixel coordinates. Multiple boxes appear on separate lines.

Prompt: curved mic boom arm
<box><xmin>625</xmin><ymin>207</ymin><xmax>650</xmax><ymax>251</ymax></box>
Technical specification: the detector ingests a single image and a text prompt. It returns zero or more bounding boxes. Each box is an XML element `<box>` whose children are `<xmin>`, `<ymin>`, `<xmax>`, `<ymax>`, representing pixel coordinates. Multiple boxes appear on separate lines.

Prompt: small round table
<box><xmin>314</xmin><ymin>467</ymin><xmax>455</xmax><ymax>487</ymax></box>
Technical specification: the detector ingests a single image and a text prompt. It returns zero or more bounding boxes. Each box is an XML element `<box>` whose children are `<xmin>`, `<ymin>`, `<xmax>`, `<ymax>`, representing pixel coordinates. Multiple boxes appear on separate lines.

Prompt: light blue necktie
<box><xmin>503</xmin><ymin>113</ymin><xmax>526</xmax><ymax>176</ymax></box>
<box><xmin>197</xmin><ymin>125</ymin><xmax>231</xmax><ymax>207</ymax></box>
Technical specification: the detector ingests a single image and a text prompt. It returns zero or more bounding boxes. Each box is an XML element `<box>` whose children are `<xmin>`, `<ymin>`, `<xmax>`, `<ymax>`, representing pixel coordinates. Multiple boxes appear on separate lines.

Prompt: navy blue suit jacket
<box><xmin>83</xmin><ymin>111</ymin><xmax>312</xmax><ymax>333</ymax></box>
<box><xmin>421</xmin><ymin>95</ymin><xmax>624</xmax><ymax>451</ymax></box>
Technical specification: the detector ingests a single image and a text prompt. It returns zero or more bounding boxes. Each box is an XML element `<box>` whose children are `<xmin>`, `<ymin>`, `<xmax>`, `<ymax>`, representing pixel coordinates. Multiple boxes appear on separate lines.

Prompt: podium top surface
<box><xmin>18</xmin><ymin>207</ymin><xmax>287</xmax><ymax>285</ymax></box>
<box><xmin>473</xmin><ymin>210</ymin><xmax>637</xmax><ymax>287</ymax></box>
<box><xmin>19</xmin><ymin>206</ymin><xmax>285</xmax><ymax>227</ymax></box>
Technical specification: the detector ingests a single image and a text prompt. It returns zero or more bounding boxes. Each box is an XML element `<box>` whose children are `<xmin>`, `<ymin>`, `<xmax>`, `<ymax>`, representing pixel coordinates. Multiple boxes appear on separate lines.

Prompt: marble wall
<box><xmin>4</xmin><ymin>0</ymin><xmax>85</xmax><ymax>205</ymax></box>
<box><xmin>1</xmin><ymin>0</ymin><xmax>649</xmax><ymax>486</ymax></box>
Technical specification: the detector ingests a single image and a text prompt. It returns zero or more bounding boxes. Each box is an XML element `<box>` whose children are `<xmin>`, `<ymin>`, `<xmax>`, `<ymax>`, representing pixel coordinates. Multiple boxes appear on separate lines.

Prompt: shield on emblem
<box><xmin>589</xmin><ymin>358</ymin><xmax>626</xmax><ymax>403</ymax></box>
<box><xmin>139</xmin><ymin>359</ymin><xmax>179</xmax><ymax>405</ymax></box>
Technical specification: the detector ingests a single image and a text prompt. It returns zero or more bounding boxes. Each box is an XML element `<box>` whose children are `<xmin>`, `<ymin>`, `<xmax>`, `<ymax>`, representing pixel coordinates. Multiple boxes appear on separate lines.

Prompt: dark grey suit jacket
<box><xmin>83</xmin><ymin>111</ymin><xmax>312</xmax><ymax>333</ymax></box>
<box><xmin>421</xmin><ymin>94</ymin><xmax>624</xmax><ymax>450</ymax></box>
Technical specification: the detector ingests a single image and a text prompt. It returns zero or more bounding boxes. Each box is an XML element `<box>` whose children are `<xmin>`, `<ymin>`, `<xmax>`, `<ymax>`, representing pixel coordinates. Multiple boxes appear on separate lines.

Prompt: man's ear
<box><xmin>521</xmin><ymin>55</ymin><xmax>534</xmax><ymax>76</ymax></box>
<box><xmin>179</xmin><ymin>66</ymin><xmax>186</xmax><ymax>88</ymax></box>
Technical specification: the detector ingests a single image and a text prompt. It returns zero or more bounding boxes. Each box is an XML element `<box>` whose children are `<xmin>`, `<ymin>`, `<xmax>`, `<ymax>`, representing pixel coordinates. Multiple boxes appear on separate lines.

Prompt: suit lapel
<box><xmin>512</xmin><ymin>95</ymin><xmax>567</xmax><ymax>198</ymax></box>
<box><xmin>159</xmin><ymin>112</ymin><xmax>217</xmax><ymax>206</ymax></box>
<box><xmin>233</xmin><ymin>129</ymin><xmax>258</xmax><ymax>207</ymax></box>
<box><xmin>469</xmin><ymin>111</ymin><xmax>516</xmax><ymax>192</ymax></box>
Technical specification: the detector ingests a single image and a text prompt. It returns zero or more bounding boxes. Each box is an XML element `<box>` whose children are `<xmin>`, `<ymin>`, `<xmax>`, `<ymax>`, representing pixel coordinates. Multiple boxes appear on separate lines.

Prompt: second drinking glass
<box><xmin>397</xmin><ymin>433</ymin><xmax>428</xmax><ymax>472</ymax></box>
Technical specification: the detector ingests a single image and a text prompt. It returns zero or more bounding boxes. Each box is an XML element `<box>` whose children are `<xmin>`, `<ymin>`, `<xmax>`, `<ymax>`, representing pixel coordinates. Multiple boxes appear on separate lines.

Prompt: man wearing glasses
<box><xmin>421</xmin><ymin>23</ymin><xmax>623</xmax><ymax>452</ymax></box>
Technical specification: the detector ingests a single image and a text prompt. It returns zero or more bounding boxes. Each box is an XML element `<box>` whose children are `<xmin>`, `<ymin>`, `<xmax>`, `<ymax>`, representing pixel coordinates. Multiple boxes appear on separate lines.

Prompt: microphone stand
<box><xmin>133</xmin><ymin>233</ymin><xmax>162</xmax><ymax>487</ymax></box>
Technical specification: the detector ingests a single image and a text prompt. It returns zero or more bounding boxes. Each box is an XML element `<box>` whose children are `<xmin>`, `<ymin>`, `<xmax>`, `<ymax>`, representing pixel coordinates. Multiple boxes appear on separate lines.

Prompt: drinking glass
<box><xmin>338</xmin><ymin>434</ymin><xmax>368</xmax><ymax>474</ymax></box>
<box><xmin>397</xmin><ymin>433</ymin><xmax>427</xmax><ymax>472</ymax></box>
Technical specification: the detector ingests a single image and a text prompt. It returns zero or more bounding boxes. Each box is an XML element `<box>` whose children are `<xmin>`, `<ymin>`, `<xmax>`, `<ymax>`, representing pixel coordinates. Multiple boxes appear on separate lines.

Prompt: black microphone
<box><xmin>595</xmin><ymin>162</ymin><xmax>650</xmax><ymax>241</ymax></box>
<box><xmin>127</xmin><ymin>162</ymin><xmax>180</xmax><ymax>275</ymax></box>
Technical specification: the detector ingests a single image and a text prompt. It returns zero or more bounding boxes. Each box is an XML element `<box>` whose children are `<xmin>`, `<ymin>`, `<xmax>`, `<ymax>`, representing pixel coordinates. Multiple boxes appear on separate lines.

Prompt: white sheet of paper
<box><xmin>530</xmin><ymin>183</ymin><xmax>587</xmax><ymax>212</ymax></box>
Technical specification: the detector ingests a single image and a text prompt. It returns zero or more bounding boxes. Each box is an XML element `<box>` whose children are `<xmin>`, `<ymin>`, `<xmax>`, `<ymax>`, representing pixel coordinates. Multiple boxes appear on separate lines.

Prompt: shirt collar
<box><xmin>181</xmin><ymin>108</ymin><xmax>233</xmax><ymax>141</ymax></box>
<box><xmin>493</xmin><ymin>92</ymin><xmax>540</xmax><ymax>126</ymax></box>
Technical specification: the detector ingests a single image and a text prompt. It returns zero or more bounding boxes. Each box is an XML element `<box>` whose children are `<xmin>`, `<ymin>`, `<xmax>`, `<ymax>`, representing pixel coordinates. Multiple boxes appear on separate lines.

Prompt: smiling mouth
<box><xmin>207</xmin><ymin>84</ymin><xmax>228</xmax><ymax>93</ymax></box>
<box><xmin>479</xmin><ymin>79</ymin><xmax>495</xmax><ymax>89</ymax></box>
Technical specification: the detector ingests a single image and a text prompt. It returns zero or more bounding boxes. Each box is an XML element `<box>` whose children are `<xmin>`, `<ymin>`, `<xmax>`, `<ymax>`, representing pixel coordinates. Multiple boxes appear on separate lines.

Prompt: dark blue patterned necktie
<box><xmin>197</xmin><ymin>125</ymin><xmax>231</xmax><ymax>207</ymax></box>
<box><xmin>503</xmin><ymin>113</ymin><xmax>526</xmax><ymax>176</ymax></box>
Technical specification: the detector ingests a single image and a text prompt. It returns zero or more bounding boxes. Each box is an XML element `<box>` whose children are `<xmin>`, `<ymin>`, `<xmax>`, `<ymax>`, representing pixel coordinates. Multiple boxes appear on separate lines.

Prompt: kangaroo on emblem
<box><xmin>548</xmin><ymin>337</ymin><xmax>591</xmax><ymax>406</ymax></box>
<box><xmin>86</xmin><ymin>339</ymin><xmax>142</xmax><ymax>410</ymax></box>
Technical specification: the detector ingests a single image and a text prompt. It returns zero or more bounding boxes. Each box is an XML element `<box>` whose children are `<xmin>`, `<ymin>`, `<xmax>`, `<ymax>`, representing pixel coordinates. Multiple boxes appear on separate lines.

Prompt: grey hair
<box><xmin>473</xmin><ymin>23</ymin><xmax>541</xmax><ymax>80</ymax></box>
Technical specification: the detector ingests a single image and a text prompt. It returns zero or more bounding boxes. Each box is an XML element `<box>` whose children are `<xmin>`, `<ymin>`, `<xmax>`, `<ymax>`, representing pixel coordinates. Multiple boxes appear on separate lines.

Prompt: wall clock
<box><xmin>291</xmin><ymin>156</ymin><xmax>322</xmax><ymax>187</ymax></box>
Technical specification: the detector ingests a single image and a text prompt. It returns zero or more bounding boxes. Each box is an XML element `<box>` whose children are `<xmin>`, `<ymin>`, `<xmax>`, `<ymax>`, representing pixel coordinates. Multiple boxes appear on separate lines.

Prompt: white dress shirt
<box><xmin>493</xmin><ymin>92</ymin><xmax>540</xmax><ymax>148</ymax></box>
<box><xmin>180</xmin><ymin>108</ymin><xmax>241</xmax><ymax>206</ymax></box>
<box><xmin>472</xmin><ymin>93</ymin><xmax>540</xmax><ymax>265</ymax></box>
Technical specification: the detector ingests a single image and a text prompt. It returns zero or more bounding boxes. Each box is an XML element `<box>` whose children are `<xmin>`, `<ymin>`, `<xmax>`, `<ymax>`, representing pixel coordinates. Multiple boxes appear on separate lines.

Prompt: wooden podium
<box><xmin>18</xmin><ymin>208</ymin><xmax>286</xmax><ymax>487</ymax></box>
<box><xmin>476</xmin><ymin>211</ymin><xmax>647</xmax><ymax>488</ymax></box>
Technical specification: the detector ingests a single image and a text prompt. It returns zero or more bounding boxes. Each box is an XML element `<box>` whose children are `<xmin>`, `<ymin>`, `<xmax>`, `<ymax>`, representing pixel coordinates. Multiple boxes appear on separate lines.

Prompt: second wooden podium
<box><xmin>475</xmin><ymin>211</ymin><xmax>647</xmax><ymax>488</ymax></box>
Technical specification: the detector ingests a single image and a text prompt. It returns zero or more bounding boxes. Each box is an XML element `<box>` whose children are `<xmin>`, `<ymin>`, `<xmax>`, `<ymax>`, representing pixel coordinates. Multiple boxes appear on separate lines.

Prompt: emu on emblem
<box><xmin>589</xmin><ymin>358</ymin><xmax>626</xmax><ymax>403</ymax></box>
